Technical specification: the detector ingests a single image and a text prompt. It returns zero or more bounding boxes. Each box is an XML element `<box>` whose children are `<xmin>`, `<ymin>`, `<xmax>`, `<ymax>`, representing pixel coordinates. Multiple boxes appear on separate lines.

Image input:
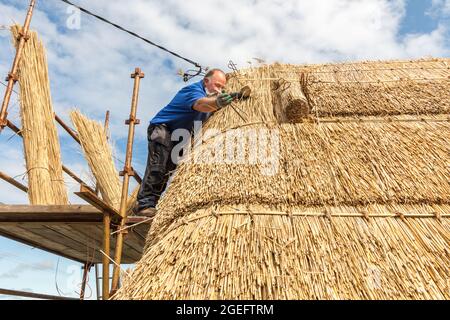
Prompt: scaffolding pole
<box><xmin>110</xmin><ymin>68</ymin><xmax>144</xmax><ymax>295</ymax></box>
<box><xmin>102</xmin><ymin>210</ymin><xmax>111</xmax><ymax>300</ymax></box>
<box><xmin>0</xmin><ymin>170</ymin><xmax>28</xmax><ymax>193</ymax></box>
<box><xmin>55</xmin><ymin>113</ymin><xmax>81</xmax><ymax>144</ymax></box>
<box><xmin>5</xmin><ymin>119</ymin><xmax>96</xmax><ymax>194</ymax></box>
<box><xmin>98</xmin><ymin>110</ymin><xmax>111</xmax><ymax>300</ymax></box>
<box><xmin>94</xmin><ymin>264</ymin><xmax>101</xmax><ymax>300</ymax></box>
<box><xmin>79</xmin><ymin>262</ymin><xmax>92</xmax><ymax>300</ymax></box>
<box><xmin>0</xmin><ymin>0</ymin><xmax>36</xmax><ymax>133</ymax></box>
<box><xmin>0</xmin><ymin>288</ymin><xmax>77</xmax><ymax>300</ymax></box>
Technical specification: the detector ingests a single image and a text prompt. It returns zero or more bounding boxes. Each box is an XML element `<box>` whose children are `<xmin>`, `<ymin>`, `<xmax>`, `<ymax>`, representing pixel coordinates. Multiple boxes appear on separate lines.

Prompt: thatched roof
<box><xmin>114</xmin><ymin>58</ymin><xmax>449</xmax><ymax>300</ymax></box>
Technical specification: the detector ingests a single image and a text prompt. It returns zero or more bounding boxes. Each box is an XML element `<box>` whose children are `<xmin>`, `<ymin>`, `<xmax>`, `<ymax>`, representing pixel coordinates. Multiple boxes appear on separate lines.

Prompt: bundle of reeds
<box><xmin>70</xmin><ymin>110</ymin><xmax>141</xmax><ymax>212</ymax></box>
<box><xmin>126</xmin><ymin>185</ymin><xmax>140</xmax><ymax>213</ymax></box>
<box><xmin>114</xmin><ymin>58</ymin><xmax>449</xmax><ymax>300</ymax></box>
<box><xmin>271</xmin><ymin>69</ymin><xmax>310</xmax><ymax>123</ymax></box>
<box><xmin>11</xmin><ymin>26</ymin><xmax>68</xmax><ymax>205</ymax></box>
<box><xmin>70</xmin><ymin>110</ymin><xmax>122</xmax><ymax>209</ymax></box>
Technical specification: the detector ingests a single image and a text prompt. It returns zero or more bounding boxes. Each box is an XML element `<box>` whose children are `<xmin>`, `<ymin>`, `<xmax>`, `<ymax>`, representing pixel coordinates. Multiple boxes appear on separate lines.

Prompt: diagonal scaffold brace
<box><xmin>110</xmin><ymin>68</ymin><xmax>145</xmax><ymax>296</ymax></box>
<box><xmin>6</xmin><ymin>118</ymin><xmax>97</xmax><ymax>194</ymax></box>
<box><xmin>0</xmin><ymin>0</ymin><xmax>36</xmax><ymax>133</ymax></box>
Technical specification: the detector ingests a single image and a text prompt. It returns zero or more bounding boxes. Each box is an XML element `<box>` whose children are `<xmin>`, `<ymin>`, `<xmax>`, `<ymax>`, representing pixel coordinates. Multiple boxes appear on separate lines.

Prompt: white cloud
<box><xmin>403</xmin><ymin>24</ymin><xmax>449</xmax><ymax>57</ymax></box>
<box><xmin>0</xmin><ymin>139</ymin><xmax>28</xmax><ymax>204</ymax></box>
<box><xmin>0</xmin><ymin>260</ymin><xmax>54</xmax><ymax>279</ymax></box>
<box><xmin>430</xmin><ymin>0</ymin><xmax>450</xmax><ymax>16</ymax></box>
<box><xmin>0</xmin><ymin>0</ymin><xmax>449</xmax><ymax>206</ymax></box>
<box><xmin>2</xmin><ymin>0</ymin><xmax>449</xmax><ymax>126</ymax></box>
<box><xmin>0</xmin><ymin>0</ymin><xmax>448</xmax><ymax>298</ymax></box>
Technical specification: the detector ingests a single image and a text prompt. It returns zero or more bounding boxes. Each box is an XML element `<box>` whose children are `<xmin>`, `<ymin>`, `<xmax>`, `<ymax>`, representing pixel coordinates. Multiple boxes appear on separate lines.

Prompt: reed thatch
<box><xmin>70</xmin><ymin>110</ymin><xmax>140</xmax><ymax>212</ymax></box>
<box><xmin>11</xmin><ymin>26</ymin><xmax>68</xmax><ymax>205</ymax></box>
<box><xmin>70</xmin><ymin>110</ymin><xmax>122</xmax><ymax>209</ymax></box>
<box><xmin>114</xmin><ymin>58</ymin><xmax>449</xmax><ymax>300</ymax></box>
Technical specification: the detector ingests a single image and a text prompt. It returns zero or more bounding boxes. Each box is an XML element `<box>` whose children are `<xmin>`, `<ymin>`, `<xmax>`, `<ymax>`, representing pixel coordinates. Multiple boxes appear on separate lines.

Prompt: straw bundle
<box><xmin>114</xmin><ymin>58</ymin><xmax>449</xmax><ymax>300</ymax></box>
<box><xmin>11</xmin><ymin>26</ymin><xmax>68</xmax><ymax>205</ymax></box>
<box><xmin>70</xmin><ymin>110</ymin><xmax>122</xmax><ymax>209</ymax></box>
<box><xmin>126</xmin><ymin>185</ymin><xmax>141</xmax><ymax>213</ymax></box>
<box><xmin>271</xmin><ymin>70</ymin><xmax>310</xmax><ymax>123</ymax></box>
<box><xmin>70</xmin><ymin>110</ymin><xmax>141</xmax><ymax>212</ymax></box>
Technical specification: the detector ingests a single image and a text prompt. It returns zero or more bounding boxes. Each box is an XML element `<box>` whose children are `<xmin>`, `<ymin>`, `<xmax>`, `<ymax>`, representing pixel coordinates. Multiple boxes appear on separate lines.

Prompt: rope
<box><xmin>57</xmin><ymin>0</ymin><xmax>205</xmax><ymax>81</ymax></box>
<box><xmin>174</xmin><ymin>209</ymin><xmax>450</xmax><ymax>227</ymax></box>
<box><xmin>98</xmin><ymin>249</ymin><xmax>138</xmax><ymax>286</ymax></box>
<box><xmin>276</xmin><ymin>66</ymin><xmax>450</xmax><ymax>74</ymax></box>
<box><xmin>160</xmin><ymin>206</ymin><xmax>449</xmax><ymax>237</ymax></box>
<box><xmin>282</xmin><ymin>59</ymin><xmax>450</xmax><ymax>69</ymax></box>
<box><xmin>55</xmin><ymin>257</ymin><xmax>70</xmax><ymax>297</ymax></box>
<box><xmin>238</xmin><ymin>77</ymin><xmax>450</xmax><ymax>83</ymax></box>
<box><xmin>12</xmin><ymin>167</ymin><xmax>50</xmax><ymax>180</ymax></box>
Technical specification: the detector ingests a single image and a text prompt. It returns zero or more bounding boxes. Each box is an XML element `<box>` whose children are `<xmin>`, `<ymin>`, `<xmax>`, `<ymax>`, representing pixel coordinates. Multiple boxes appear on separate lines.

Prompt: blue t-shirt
<box><xmin>150</xmin><ymin>80</ymin><xmax>211</xmax><ymax>132</ymax></box>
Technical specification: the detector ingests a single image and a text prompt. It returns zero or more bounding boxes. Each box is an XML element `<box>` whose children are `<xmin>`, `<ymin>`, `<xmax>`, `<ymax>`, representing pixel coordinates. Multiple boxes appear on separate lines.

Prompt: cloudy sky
<box><xmin>0</xmin><ymin>0</ymin><xmax>449</xmax><ymax>299</ymax></box>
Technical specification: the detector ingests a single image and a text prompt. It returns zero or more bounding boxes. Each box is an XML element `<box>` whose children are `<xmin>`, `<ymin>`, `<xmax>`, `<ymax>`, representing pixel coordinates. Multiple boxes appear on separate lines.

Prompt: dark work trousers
<box><xmin>136</xmin><ymin>124</ymin><xmax>176</xmax><ymax>210</ymax></box>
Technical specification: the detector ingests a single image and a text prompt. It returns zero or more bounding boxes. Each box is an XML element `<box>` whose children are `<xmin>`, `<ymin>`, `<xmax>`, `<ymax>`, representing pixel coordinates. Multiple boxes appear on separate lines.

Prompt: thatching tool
<box><xmin>227</xmin><ymin>86</ymin><xmax>252</xmax><ymax>122</ymax></box>
<box><xmin>230</xmin><ymin>85</ymin><xmax>252</xmax><ymax>101</ymax></box>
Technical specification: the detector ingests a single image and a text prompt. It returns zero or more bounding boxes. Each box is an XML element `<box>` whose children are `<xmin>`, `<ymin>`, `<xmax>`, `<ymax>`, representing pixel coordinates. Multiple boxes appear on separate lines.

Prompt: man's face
<box><xmin>204</xmin><ymin>72</ymin><xmax>227</xmax><ymax>95</ymax></box>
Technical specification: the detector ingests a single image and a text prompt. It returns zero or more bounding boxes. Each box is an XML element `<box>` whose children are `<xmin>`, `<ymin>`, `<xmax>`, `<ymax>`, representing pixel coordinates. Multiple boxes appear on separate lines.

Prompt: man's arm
<box><xmin>193</xmin><ymin>93</ymin><xmax>234</xmax><ymax>113</ymax></box>
<box><xmin>192</xmin><ymin>96</ymin><xmax>220</xmax><ymax>112</ymax></box>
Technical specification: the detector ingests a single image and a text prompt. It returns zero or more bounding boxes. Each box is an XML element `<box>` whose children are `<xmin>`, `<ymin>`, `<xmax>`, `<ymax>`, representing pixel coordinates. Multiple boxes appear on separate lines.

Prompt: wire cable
<box><xmin>0</xmin><ymin>80</ymin><xmax>19</xmax><ymax>95</ymax></box>
<box><xmin>55</xmin><ymin>257</ymin><xmax>69</xmax><ymax>296</ymax></box>
<box><xmin>57</xmin><ymin>0</ymin><xmax>205</xmax><ymax>81</ymax></box>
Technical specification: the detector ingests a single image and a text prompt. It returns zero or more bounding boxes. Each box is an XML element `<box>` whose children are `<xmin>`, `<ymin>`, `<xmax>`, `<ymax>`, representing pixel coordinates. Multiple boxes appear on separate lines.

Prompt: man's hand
<box><xmin>215</xmin><ymin>92</ymin><xmax>233</xmax><ymax>110</ymax></box>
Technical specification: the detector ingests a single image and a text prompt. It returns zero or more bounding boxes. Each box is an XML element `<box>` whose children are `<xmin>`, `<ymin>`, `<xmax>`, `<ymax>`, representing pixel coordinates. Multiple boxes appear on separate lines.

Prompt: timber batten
<box><xmin>0</xmin><ymin>205</ymin><xmax>153</xmax><ymax>264</ymax></box>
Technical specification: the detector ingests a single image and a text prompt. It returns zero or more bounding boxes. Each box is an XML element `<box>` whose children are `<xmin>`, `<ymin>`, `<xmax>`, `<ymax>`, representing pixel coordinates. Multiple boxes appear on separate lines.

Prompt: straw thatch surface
<box><xmin>116</xmin><ymin>203</ymin><xmax>449</xmax><ymax>300</ymax></box>
<box><xmin>114</xmin><ymin>58</ymin><xmax>449</xmax><ymax>300</ymax></box>
<box><xmin>11</xmin><ymin>26</ymin><xmax>68</xmax><ymax>205</ymax></box>
<box><xmin>205</xmin><ymin>58</ymin><xmax>450</xmax><ymax>130</ymax></box>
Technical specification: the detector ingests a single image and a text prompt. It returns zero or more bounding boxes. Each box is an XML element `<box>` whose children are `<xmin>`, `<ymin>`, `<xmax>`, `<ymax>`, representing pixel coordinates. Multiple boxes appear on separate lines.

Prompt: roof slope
<box><xmin>114</xmin><ymin>58</ymin><xmax>449</xmax><ymax>300</ymax></box>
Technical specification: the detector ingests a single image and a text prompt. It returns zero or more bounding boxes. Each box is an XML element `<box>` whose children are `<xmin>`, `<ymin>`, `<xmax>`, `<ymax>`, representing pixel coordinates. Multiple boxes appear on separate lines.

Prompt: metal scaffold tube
<box><xmin>0</xmin><ymin>0</ymin><xmax>36</xmax><ymax>133</ymax></box>
<box><xmin>110</xmin><ymin>68</ymin><xmax>144</xmax><ymax>296</ymax></box>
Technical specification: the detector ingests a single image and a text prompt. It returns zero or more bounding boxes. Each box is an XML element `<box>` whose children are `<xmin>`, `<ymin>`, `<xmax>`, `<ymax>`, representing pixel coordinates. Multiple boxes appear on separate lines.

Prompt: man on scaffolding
<box><xmin>134</xmin><ymin>69</ymin><xmax>233</xmax><ymax>215</ymax></box>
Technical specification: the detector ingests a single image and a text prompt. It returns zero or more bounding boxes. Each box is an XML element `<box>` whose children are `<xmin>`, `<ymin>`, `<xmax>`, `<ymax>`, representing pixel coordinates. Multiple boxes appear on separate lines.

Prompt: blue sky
<box><xmin>0</xmin><ymin>0</ymin><xmax>449</xmax><ymax>300</ymax></box>
<box><xmin>401</xmin><ymin>0</ymin><xmax>440</xmax><ymax>34</ymax></box>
